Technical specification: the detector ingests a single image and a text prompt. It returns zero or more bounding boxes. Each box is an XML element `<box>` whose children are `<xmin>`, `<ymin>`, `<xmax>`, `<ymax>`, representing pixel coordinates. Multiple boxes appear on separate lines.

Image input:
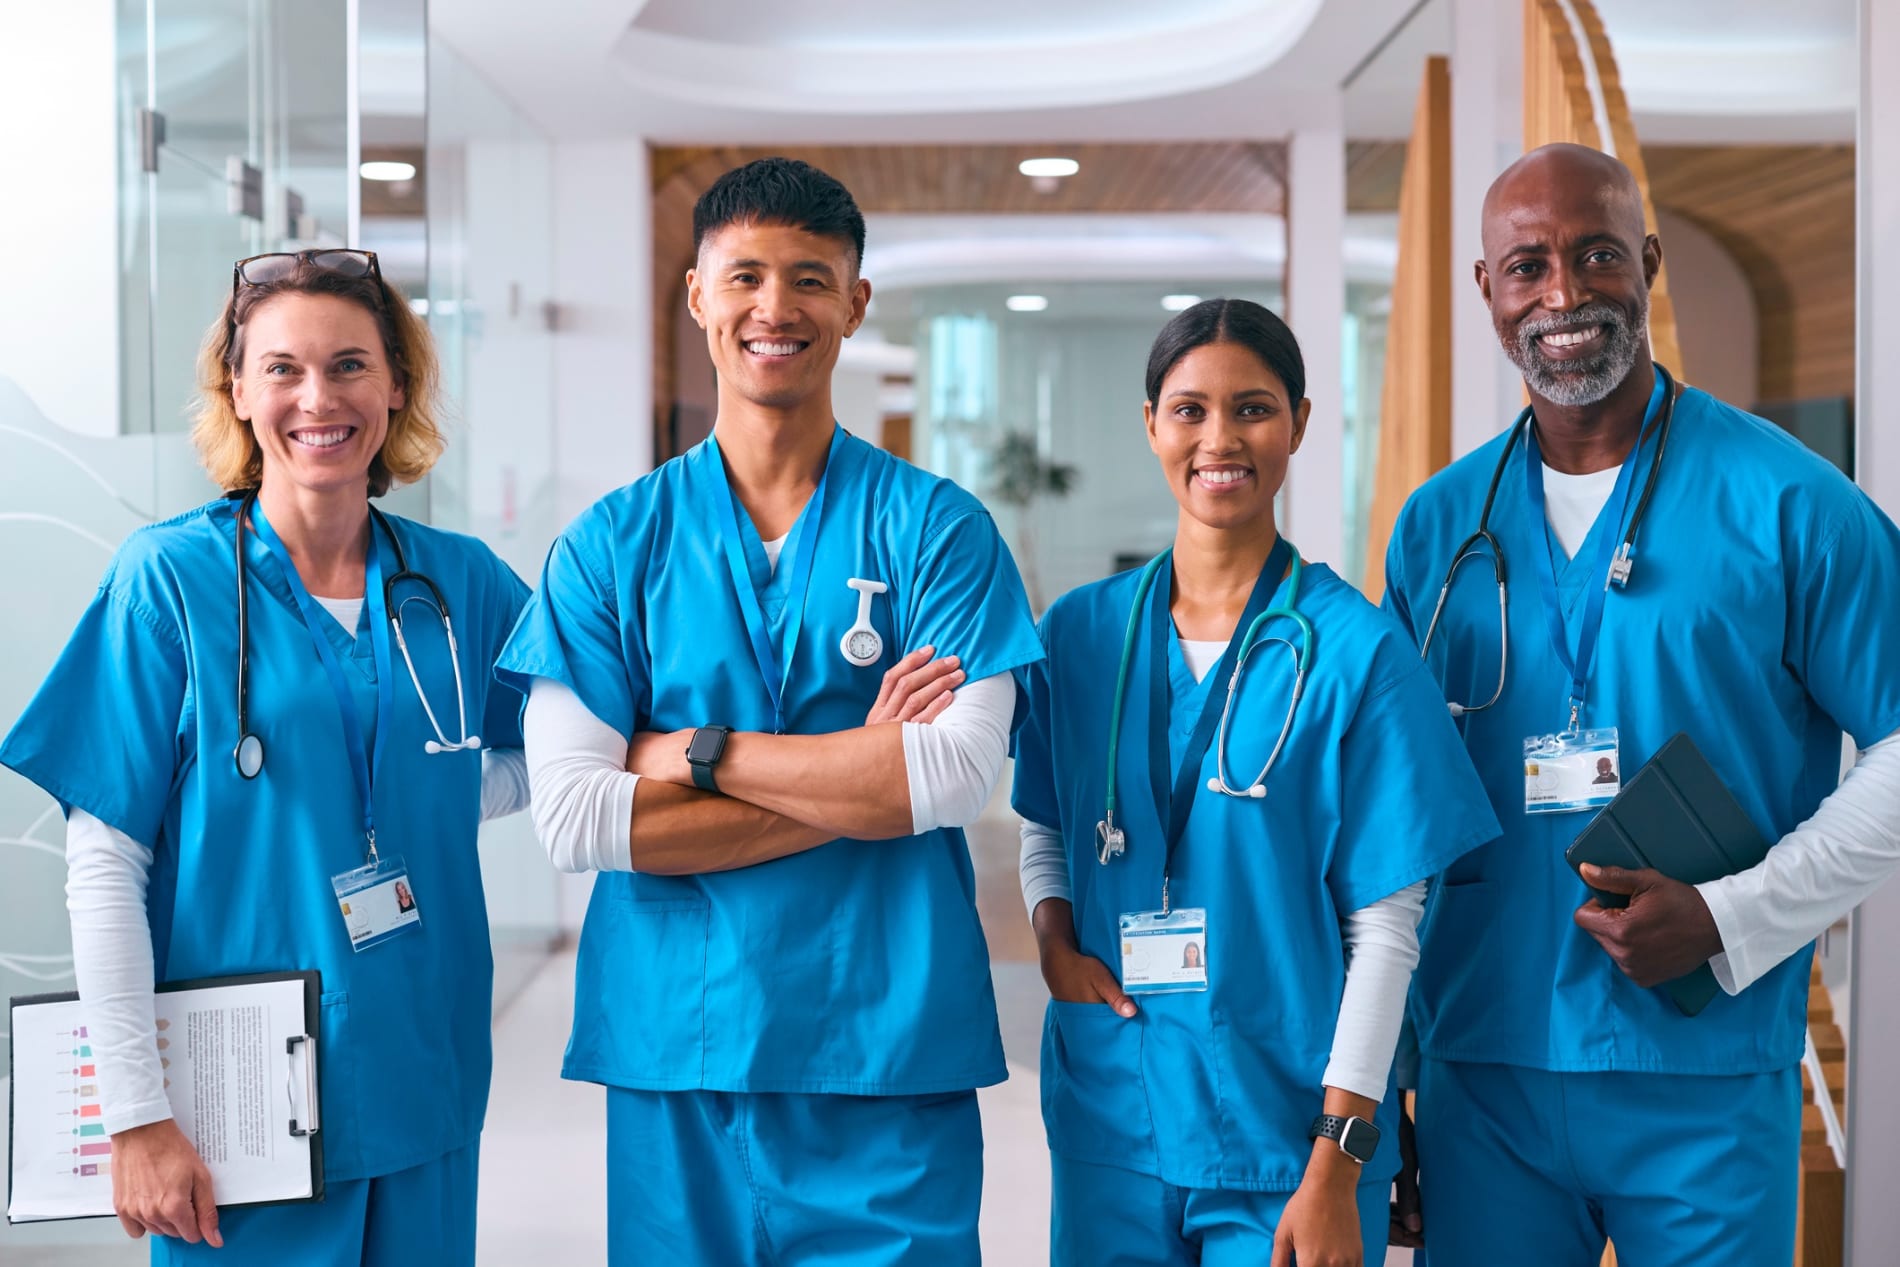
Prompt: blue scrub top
<box><xmin>496</xmin><ymin>426</ymin><xmax>1043</xmax><ymax>1096</ymax></box>
<box><xmin>0</xmin><ymin>497</ymin><xmax>530</xmax><ymax>1180</ymax></box>
<box><xmin>1012</xmin><ymin>557</ymin><xmax>1498</xmax><ymax>1192</ymax></box>
<box><xmin>1383</xmin><ymin>380</ymin><xmax>1900</xmax><ymax>1075</ymax></box>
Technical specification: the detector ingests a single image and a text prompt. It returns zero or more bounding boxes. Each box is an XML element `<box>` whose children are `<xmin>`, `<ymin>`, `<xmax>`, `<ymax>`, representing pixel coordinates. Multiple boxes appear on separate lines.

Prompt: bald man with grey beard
<box><xmin>1378</xmin><ymin>142</ymin><xmax>1900</xmax><ymax>1265</ymax></box>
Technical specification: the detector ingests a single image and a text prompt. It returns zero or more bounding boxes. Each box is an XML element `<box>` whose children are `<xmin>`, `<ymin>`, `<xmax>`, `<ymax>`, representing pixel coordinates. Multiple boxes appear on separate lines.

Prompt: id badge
<box><xmin>331</xmin><ymin>856</ymin><xmax>422</xmax><ymax>952</ymax></box>
<box><xmin>1523</xmin><ymin>727</ymin><xmax>1621</xmax><ymax>814</ymax></box>
<box><xmin>1118</xmin><ymin>908</ymin><xmax>1209</xmax><ymax>995</ymax></box>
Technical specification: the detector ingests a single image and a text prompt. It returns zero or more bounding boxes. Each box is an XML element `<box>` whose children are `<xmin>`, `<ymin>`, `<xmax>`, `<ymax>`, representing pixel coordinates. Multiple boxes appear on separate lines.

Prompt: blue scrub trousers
<box><xmin>606</xmin><ymin>1086</ymin><xmax>983</xmax><ymax>1266</ymax></box>
<box><xmin>1416</xmin><ymin>1059</ymin><xmax>1800</xmax><ymax>1267</ymax></box>
<box><xmin>150</xmin><ymin>1140</ymin><xmax>478</xmax><ymax>1267</ymax></box>
<box><xmin>1051</xmin><ymin>1154</ymin><xmax>1388</xmax><ymax>1267</ymax></box>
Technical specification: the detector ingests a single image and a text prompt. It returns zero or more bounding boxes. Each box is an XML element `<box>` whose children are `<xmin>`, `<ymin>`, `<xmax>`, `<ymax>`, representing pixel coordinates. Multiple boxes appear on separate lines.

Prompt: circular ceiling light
<box><xmin>1161</xmin><ymin>294</ymin><xmax>1203</xmax><ymax>312</ymax></box>
<box><xmin>359</xmin><ymin>161</ymin><xmax>417</xmax><ymax>182</ymax></box>
<box><xmin>1005</xmin><ymin>294</ymin><xmax>1050</xmax><ymax>313</ymax></box>
<box><xmin>1018</xmin><ymin>157</ymin><xmax>1080</xmax><ymax>179</ymax></box>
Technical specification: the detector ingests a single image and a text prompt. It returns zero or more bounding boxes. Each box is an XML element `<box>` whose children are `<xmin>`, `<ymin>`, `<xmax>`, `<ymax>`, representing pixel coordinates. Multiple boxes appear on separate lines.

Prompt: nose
<box><xmin>298</xmin><ymin>373</ymin><xmax>338</xmax><ymax>416</ymax></box>
<box><xmin>751</xmin><ymin>275</ymin><xmax>801</xmax><ymax>328</ymax></box>
<box><xmin>1202</xmin><ymin>409</ymin><xmax>1246</xmax><ymax>453</ymax></box>
<box><xmin>1540</xmin><ymin>258</ymin><xmax>1587</xmax><ymax>312</ymax></box>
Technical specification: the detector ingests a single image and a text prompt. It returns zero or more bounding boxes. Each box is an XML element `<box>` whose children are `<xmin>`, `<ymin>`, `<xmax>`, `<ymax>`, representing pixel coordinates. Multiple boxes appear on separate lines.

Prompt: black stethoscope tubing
<box><xmin>1420</xmin><ymin>364</ymin><xmax>1681</xmax><ymax>717</ymax></box>
<box><xmin>231</xmin><ymin>488</ymin><xmax>457</xmax><ymax>779</ymax></box>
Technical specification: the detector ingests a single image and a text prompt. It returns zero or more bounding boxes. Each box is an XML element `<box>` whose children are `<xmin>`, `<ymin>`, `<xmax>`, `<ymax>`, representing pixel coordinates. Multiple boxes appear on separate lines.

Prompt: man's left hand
<box><xmin>1572</xmin><ymin>864</ymin><xmax>1724</xmax><ymax>987</ymax></box>
<box><xmin>629</xmin><ymin>729</ymin><xmax>696</xmax><ymax>786</ymax></box>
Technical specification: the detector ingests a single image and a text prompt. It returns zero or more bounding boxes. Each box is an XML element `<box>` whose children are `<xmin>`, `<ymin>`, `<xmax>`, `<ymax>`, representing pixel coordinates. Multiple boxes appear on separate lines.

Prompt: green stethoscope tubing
<box><xmin>1098</xmin><ymin>545</ymin><xmax>1313</xmax><ymax>861</ymax></box>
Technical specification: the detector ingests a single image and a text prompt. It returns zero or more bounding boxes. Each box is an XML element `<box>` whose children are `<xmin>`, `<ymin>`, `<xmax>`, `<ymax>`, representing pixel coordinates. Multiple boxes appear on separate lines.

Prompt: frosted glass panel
<box><xmin>0</xmin><ymin>390</ymin><xmax>202</xmax><ymax>1260</ymax></box>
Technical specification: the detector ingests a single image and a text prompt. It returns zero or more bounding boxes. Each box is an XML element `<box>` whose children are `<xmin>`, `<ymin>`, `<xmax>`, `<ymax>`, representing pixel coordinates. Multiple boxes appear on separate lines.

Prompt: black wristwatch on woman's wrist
<box><xmin>1309</xmin><ymin>1114</ymin><xmax>1380</xmax><ymax>1164</ymax></box>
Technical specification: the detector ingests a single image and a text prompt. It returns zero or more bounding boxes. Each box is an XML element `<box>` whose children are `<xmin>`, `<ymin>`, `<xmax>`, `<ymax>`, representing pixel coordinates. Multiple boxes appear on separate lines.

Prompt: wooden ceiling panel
<box><xmin>1644</xmin><ymin>144</ymin><xmax>1856</xmax><ymax>403</ymax></box>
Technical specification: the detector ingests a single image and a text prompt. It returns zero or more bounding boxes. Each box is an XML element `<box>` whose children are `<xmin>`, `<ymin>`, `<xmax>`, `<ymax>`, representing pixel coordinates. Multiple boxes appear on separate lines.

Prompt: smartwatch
<box><xmin>1309</xmin><ymin>1114</ymin><xmax>1380</xmax><ymax>1164</ymax></box>
<box><xmin>686</xmin><ymin>725</ymin><xmax>734</xmax><ymax>794</ymax></box>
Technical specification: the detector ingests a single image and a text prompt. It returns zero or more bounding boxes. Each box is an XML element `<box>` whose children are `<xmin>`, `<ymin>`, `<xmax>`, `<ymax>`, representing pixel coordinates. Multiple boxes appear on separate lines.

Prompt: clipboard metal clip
<box><xmin>286</xmin><ymin>1034</ymin><xmax>321</xmax><ymax>1138</ymax></box>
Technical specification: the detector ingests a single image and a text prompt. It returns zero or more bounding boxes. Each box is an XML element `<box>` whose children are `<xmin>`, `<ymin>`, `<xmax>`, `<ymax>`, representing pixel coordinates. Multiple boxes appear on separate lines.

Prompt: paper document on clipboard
<box><xmin>8</xmin><ymin>971</ymin><xmax>322</xmax><ymax>1223</ymax></box>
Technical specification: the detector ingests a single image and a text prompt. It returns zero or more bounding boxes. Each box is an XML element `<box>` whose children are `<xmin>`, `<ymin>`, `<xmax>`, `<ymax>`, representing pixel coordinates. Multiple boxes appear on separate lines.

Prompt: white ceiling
<box><xmin>426</xmin><ymin>0</ymin><xmax>1857</xmax><ymax>146</ymax></box>
<box><xmin>428</xmin><ymin>0</ymin><xmax>1411</xmax><ymax>141</ymax></box>
<box><xmin>633</xmin><ymin>0</ymin><xmax>1267</xmax><ymax>49</ymax></box>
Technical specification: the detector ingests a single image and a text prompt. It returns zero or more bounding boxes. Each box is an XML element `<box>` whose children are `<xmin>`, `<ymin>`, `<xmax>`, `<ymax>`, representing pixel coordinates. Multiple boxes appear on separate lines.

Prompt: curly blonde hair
<box><xmin>193</xmin><ymin>259</ymin><xmax>444</xmax><ymax>496</ymax></box>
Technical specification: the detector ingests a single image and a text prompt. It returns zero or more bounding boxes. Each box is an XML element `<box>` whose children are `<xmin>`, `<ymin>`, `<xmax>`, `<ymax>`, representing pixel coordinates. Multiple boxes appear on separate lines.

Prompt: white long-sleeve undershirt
<box><xmin>62</xmin><ymin>749</ymin><xmax>528</xmax><ymax>1136</ymax></box>
<box><xmin>1701</xmin><ymin>730</ymin><xmax>1900</xmax><ymax>993</ymax></box>
<box><xmin>523</xmin><ymin>671</ymin><xmax>1016</xmax><ymax>874</ymax></box>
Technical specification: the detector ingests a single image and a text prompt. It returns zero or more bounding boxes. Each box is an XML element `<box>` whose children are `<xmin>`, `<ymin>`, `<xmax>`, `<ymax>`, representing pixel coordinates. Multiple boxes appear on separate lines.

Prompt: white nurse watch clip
<box><xmin>840</xmin><ymin>578</ymin><xmax>887</xmax><ymax>667</ymax></box>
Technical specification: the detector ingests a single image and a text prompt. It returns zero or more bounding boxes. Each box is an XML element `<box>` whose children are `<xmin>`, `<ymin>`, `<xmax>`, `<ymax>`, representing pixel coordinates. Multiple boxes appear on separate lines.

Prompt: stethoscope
<box><xmin>232</xmin><ymin>489</ymin><xmax>480</xmax><ymax>779</ymax></box>
<box><xmin>1096</xmin><ymin>547</ymin><xmax>1314</xmax><ymax>865</ymax></box>
<box><xmin>1419</xmin><ymin>365</ymin><xmax>1681</xmax><ymax>718</ymax></box>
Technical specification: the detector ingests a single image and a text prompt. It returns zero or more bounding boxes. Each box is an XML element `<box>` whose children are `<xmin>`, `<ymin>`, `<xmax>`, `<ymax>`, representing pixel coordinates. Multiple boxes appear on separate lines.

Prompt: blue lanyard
<box><xmin>249</xmin><ymin>503</ymin><xmax>392</xmax><ymax>858</ymax></box>
<box><xmin>1141</xmin><ymin>536</ymin><xmax>1292</xmax><ymax>900</ymax></box>
<box><xmin>709</xmin><ymin>431</ymin><xmax>836</xmax><ymax>735</ymax></box>
<box><xmin>1521</xmin><ymin>372</ymin><xmax>1665</xmax><ymax>731</ymax></box>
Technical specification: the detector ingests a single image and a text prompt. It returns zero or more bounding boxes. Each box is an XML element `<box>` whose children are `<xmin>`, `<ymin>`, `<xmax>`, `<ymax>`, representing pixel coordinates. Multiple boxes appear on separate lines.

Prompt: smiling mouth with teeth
<box><xmin>744</xmin><ymin>339</ymin><xmax>809</xmax><ymax>358</ymax></box>
<box><xmin>1195</xmin><ymin>468</ymin><xmax>1252</xmax><ymax>486</ymax></box>
<box><xmin>290</xmin><ymin>427</ymin><xmax>356</xmax><ymax>449</ymax></box>
<box><xmin>1538</xmin><ymin>326</ymin><xmax>1605</xmax><ymax>348</ymax></box>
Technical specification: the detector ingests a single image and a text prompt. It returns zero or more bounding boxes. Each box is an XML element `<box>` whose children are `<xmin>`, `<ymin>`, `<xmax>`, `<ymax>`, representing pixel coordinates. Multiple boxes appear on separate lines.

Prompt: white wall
<box><xmin>1849</xmin><ymin>2</ymin><xmax>1900</xmax><ymax>1260</ymax></box>
<box><xmin>0</xmin><ymin>3</ymin><xmax>118</xmax><ymax>438</ymax></box>
<box><xmin>1654</xmin><ymin>208</ymin><xmax>1759</xmax><ymax>409</ymax></box>
<box><xmin>552</xmin><ymin>139</ymin><xmax>653</xmax><ymax>526</ymax></box>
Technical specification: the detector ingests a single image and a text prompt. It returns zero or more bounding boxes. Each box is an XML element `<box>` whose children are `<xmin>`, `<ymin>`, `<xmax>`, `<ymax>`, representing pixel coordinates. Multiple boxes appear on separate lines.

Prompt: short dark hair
<box><xmin>692</xmin><ymin>157</ymin><xmax>867</xmax><ymax>270</ymax></box>
<box><xmin>1144</xmin><ymin>298</ymin><xmax>1306</xmax><ymax>407</ymax></box>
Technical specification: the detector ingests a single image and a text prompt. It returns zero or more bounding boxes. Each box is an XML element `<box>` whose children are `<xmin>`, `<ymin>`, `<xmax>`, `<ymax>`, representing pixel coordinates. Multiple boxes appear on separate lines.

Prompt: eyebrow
<box><xmin>1501</xmin><ymin>231</ymin><xmax>1627</xmax><ymax>258</ymax></box>
<box><xmin>255</xmin><ymin>347</ymin><xmax>373</xmax><ymax>361</ymax></box>
<box><xmin>724</xmin><ymin>257</ymin><xmax>840</xmax><ymax>277</ymax></box>
<box><xmin>1166</xmin><ymin>387</ymin><xmax>1281</xmax><ymax>402</ymax></box>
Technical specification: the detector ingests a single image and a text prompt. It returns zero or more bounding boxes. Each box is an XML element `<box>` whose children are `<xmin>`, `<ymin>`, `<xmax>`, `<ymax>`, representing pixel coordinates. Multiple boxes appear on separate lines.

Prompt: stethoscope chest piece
<box><xmin>1096</xmin><ymin>817</ymin><xmax>1126</xmax><ymax>864</ymax></box>
<box><xmin>235</xmin><ymin>732</ymin><xmax>264</xmax><ymax>780</ymax></box>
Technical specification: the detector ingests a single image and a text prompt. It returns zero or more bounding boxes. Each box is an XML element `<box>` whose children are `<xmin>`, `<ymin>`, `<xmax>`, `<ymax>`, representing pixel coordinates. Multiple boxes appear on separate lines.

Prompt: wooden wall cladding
<box><xmin>1362</xmin><ymin>57</ymin><xmax>1453</xmax><ymax>600</ymax></box>
<box><xmin>1643</xmin><ymin>145</ymin><xmax>1856</xmax><ymax>405</ymax></box>
<box><xmin>650</xmin><ymin>142</ymin><xmax>1288</xmax><ymax>458</ymax></box>
<box><xmin>1522</xmin><ymin>0</ymin><xmax>1684</xmax><ymax>376</ymax></box>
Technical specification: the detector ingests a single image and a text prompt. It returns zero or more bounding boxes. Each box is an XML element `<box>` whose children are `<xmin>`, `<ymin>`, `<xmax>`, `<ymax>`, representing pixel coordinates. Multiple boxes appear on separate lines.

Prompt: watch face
<box><xmin>844</xmin><ymin>628</ymin><xmax>882</xmax><ymax>665</ymax></box>
<box><xmin>1339</xmin><ymin>1118</ymin><xmax>1380</xmax><ymax>1163</ymax></box>
<box><xmin>687</xmin><ymin>728</ymin><xmax>728</xmax><ymax>764</ymax></box>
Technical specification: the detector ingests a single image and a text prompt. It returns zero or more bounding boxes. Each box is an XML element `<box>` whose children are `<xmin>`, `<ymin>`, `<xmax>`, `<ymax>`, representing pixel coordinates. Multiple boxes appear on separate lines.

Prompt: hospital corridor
<box><xmin>6</xmin><ymin>1</ymin><xmax>1900</xmax><ymax>1265</ymax></box>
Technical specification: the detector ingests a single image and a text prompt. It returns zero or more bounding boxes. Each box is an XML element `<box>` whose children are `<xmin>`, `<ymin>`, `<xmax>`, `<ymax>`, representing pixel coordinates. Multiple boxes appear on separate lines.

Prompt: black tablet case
<box><xmin>1564</xmin><ymin>733</ymin><xmax>1772</xmax><ymax>1017</ymax></box>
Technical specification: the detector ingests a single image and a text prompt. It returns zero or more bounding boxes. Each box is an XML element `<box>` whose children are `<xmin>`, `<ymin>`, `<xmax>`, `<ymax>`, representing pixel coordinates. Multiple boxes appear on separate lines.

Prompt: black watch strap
<box><xmin>1309</xmin><ymin>1114</ymin><xmax>1380</xmax><ymax>1164</ymax></box>
<box><xmin>687</xmin><ymin>725</ymin><xmax>733</xmax><ymax>794</ymax></box>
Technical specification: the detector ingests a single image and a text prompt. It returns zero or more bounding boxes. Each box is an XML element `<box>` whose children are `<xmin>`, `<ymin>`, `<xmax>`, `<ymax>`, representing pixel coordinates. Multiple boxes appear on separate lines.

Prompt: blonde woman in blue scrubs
<box><xmin>1</xmin><ymin>251</ymin><xmax>530</xmax><ymax>1264</ymax></box>
<box><xmin>1015</xmin><ymin>299</ymin><xmax>1498</xmax><ymax>1266</ymax></box>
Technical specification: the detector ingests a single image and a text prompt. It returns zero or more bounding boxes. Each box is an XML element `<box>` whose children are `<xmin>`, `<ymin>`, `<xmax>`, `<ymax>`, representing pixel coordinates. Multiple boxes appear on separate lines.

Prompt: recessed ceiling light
<box><xmin>1018</xmin><ymin>157</ymin><xmax>1079</xmax><ymax>179</ymax></box>
<box><xmin>1005</xmin><ymin>294</ymin><xmax>1049</xmax><ymax>312</ymax></box>
<box><xmin>1161</xmin><ymin>294</ymin><xmax>1203</xmax><ymax>312</ymax></box>
<box><xmin>360</xmin><ymin>161</ymin><xmax>416</xmax><ymax>182</ymax></box>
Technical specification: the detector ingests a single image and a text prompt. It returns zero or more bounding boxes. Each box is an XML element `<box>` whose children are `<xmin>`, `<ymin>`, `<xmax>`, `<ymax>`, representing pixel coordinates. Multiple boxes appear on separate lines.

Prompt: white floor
<box><xmin>476</xmin><ymin>950</ymin><xmax>1411</xmax><ymax>1266</ymax></box>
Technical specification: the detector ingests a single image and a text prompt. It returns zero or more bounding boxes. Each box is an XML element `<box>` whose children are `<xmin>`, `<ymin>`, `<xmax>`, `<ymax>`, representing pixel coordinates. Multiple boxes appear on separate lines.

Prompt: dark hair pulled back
<box><xmin>1143</xmin><ymin>298</ymin><xmax>1306</xmax><ymax>406</ymax></box>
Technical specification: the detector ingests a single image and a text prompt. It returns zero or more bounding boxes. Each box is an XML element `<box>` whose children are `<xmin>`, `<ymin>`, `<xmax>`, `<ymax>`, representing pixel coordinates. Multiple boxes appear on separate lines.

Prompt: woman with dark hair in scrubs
<box><xmin>0</xmin><ymin>251</ymin><xmax>530</xmax><ymax>1265</ymax></box>
<box><xmin>1014</xmin><ymin>299</ymin><xmax>1498</xmax><ymax>1266</ymax></box>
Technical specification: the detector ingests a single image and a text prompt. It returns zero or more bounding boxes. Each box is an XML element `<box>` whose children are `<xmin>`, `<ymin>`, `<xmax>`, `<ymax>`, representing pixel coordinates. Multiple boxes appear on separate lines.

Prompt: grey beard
<box><xmin>1504</xmin><ymin>299</ymin><xmax>1647</xmax><ymax>407</ymax></box>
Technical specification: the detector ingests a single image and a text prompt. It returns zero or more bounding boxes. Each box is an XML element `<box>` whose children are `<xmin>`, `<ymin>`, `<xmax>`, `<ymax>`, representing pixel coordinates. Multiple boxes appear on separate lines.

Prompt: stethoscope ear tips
<box><xmin>1206</xmin><ymin>777</ymin><xmax>1221</xmax><ymax>794</ymax></box>
<box><xmin>1247</xmin><ymin>784</ymin><xmax>1266</xmax><ymax>799</ymax></box>
<box><xmin>425</xmin><ymin>736</ymin><xmax>482</xmax><ymax>755</ymax></box>
<box><xmin>425</xmin><ymin>740</ymin><xmax>443</xmax><ymax>754</ymax></box>
<box><xmin>1447</xmin><ymin>702</ymin><xmax>1466</xmax><ymax>718</ymax></box>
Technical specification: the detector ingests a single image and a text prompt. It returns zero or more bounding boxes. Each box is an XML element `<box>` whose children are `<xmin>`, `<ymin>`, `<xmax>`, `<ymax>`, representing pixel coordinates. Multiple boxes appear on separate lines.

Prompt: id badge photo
<box><xmin>331</xmin><ymin>856</ymin><xmax>422</xmax><ymax>952</ymax></box>
<box><xmin>1523</xmin><ymin>727</ymin><xmax>1621</xmax><ymax>814</ymax></box>
<box><xmin>1118</xmin><ymin>908</ymin><xmax>1210</xmax><ymax>995</ymax></box>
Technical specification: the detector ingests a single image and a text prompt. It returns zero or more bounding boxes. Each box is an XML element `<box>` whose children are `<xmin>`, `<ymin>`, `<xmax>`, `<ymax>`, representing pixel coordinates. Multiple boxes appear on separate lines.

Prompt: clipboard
<box><xmin>1564</xmin><ymin>733</ymin><xmax>1773</xmax><ymax>1017</ymax></box>
<box><xmin>8</xmin><ymin>970</ymin><xmax>324</xmax><ymax>1224</ymax></box>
